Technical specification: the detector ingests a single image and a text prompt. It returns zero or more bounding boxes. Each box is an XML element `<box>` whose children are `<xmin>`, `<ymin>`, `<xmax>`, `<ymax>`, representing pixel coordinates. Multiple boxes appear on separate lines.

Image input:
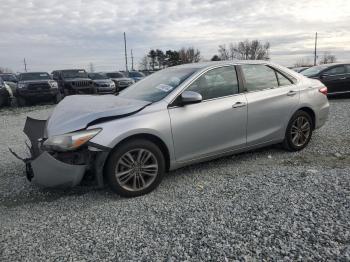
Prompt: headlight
<box><xmin>110</xmin><ymin>82</ymin><xmax>115</xmax><ymax>88</ymax></box>
<box><xmin>49</xmin><ymin>81</ymin><xmax>58</xmax><ymax>88</ymax></box>
<box><xmin>43</xmin><ymin>128</ymin><xmax>101</xmax><ymax>151</ymax></box>
<box><xmin>18</xmin><ymin>83</ymin><xmax>26</xmax><ymax>89</ymax></box>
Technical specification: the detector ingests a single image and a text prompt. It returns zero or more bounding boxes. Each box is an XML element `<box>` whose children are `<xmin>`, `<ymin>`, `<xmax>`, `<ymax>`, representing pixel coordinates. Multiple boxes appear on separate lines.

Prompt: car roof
<box><xmin>171</xmin><ymin>60</ymin><xmax>279</xmax><ymax>70</ymax></box>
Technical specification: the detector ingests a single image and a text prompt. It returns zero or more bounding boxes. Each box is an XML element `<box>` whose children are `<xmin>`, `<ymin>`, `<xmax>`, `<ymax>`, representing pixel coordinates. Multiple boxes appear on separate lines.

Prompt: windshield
<box><xmin>88</xmin><ymin>73</ymin><xmax>108</xmax><ymax>80</ymax></box>
<box><xmin>0</xmin><ymin>74</ymin><xmax>17</xmax><ymax>82</ymax></box>
<box><xmin>106</xmin><ymin>72</ymin><xmax>124</xmax><ymax>78</ymax></box>
<box><xmin>129</xmin><ymin>71</ymin><xmax>145</xmax><ymax>78</ymax></box>
<box><xmin>119</xmin><ymin>68</ymin><xmax>197</xmax><ymax>102</ymax></box>
<box><xmin>301</xmin><ymin>65</ymin><xmax>328</xmax><ymax>77</ymax></box>
<box><xmin>62</xmin><ymin>70</ymin><xmax>88</xmax><ymax>79</ymax></box>
<box><xmin>19</xmin><ymin>72</ymin><xmax>50</xmax><ymax>81</ymax></box>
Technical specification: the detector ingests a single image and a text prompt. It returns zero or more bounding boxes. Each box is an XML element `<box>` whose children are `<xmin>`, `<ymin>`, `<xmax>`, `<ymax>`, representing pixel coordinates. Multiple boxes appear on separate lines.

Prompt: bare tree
<box><xmin>139</xmin><ymin>55</ymin><xmax>151</xmax><ymax>71</ymax></box>
<box><xmin>320</xmin><ymin>51</ymin><xmax>337</xmax><ymax>64</ymax></box>
<box><xmin>218</xmin><ymin>40</ymin><xmax>270</xmax><ymax>60</ymax></box>
<box><xmin>88</xmin><ymin>63</ymin><xmax>95</xmax><ymax>73</ymax></box>
<box><xmin>178</xmin><ymin>47</ymin><xmax>201</xmax><ymax>64</ymax></box>
<box><xmin>294</xmin><ymin>57</ymin><xmax>313</xmax><ymax>67</ymax></box>
<box><xmin>218</xmin><ymin>45</ymin><xmax>230</xmax><ymax>60</ymax></box>
<box><xmin>0</xmin><ymin>67</ymin><xmax>13</xmax><ymax>73</ymax></box>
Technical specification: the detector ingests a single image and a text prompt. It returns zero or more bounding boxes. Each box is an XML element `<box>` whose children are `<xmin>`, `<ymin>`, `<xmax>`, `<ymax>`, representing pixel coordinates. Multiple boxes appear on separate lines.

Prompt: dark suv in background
<box><xmin>16</xmin><ymin>72</ymin><xmax>61</xmax><ymax>106</ymax></box>
<box><xmin>52</xmin><ymin>69</ymin><xmax>94</xmax><ymax>95</ymax></box>
<box><xmin>301</xmin><ymin>63</ymin><xmax>350</xmax><ymax>95</ymax></box>
<box><xmin>104</xmin><ymin>72</ymin><xmax>134</xmax><ymax>91</ymax></box>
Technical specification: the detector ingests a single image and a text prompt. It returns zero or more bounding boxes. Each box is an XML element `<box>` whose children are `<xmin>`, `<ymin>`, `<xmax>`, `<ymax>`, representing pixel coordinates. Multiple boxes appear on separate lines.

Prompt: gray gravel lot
<box><xmin>1</xmin><ymin>99</ymin><xmax>350</xmax><ymax>261</ymax></box>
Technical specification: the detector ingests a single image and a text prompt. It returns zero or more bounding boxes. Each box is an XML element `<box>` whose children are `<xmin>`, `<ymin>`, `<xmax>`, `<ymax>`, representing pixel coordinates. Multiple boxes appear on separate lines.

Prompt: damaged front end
<box><xmin>11</xmin><ymin>117</ymin><xmax>109</xmax><ymax>188</ymax></box>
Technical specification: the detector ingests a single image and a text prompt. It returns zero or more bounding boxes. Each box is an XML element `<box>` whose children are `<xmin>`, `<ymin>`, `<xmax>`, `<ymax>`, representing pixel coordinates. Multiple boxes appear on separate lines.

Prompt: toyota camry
<box><xmin>13</xmin><ymin>61</ymin><xmax>329</xmax><ymax>197</ymax></box>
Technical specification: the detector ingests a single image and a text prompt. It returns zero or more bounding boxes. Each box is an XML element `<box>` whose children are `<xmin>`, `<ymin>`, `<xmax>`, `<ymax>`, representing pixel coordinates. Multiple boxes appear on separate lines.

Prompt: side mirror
<box><xmin>181</xmin><ymin>91</ymin><xmax>202</xmax><ymax>105</ymax></box>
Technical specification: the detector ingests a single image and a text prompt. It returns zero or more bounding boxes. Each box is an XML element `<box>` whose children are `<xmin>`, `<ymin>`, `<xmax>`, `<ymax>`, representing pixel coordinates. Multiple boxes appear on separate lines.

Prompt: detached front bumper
<box><xmin>28</xmin><ymin>151</ymin><xmax>86</xmax><ymax>187</ymax></box>
<box><xmin>16</xmin><ymin>117</ymin><xmax>108</xmax><ymax>188</ymax></box>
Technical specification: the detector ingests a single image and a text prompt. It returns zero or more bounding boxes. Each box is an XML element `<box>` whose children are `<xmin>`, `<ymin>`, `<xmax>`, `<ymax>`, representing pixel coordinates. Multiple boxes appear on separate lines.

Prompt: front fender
<box><xmin>88</xmin><ymin>106</ymin><xmax>175</xmax><ymax>165</ymax></box>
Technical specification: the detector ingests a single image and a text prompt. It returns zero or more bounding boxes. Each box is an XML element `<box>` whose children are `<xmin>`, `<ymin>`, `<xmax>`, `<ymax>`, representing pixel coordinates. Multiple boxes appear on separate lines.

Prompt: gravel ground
<box><xmin>0</xmin><ymin>98</ymin><xmax>349</xmax><ymax>261</ymax></box>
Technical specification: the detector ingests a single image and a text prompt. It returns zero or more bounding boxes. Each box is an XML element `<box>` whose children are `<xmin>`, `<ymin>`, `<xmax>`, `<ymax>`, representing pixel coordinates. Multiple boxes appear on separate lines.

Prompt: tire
<box><xmin>283</xmin><ymin>110</ymin><xmax>313</xmax><ymax>151</ymax></box>
<box><xmin>10</xmin><ymin>97</ymin><xmax>18</xmax><ymax>107</ymax></box>
<box><xmin>63</xmin><ymin>89</ymin><xmax>70</xmax><ymax>96</ymax></box>
<box><xmin>53</xmin><ymin>93</ymin><xmax>62</xmax><ymax>104</ymax></box>
<box><xmin>17</xmin><ymin>96</ymin><xmax>26</xmax><ymax>107</ymax></box>
<box><xmin>105</xmin><ymin>139</ymin><xmax>166</xmax><ymax>197</ymax></box>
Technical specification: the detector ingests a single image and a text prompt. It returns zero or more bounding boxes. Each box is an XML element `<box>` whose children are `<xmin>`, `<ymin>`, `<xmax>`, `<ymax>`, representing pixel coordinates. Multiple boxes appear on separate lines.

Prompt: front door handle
<box><xmin>287</xmin><ymin>90</ymin><xmax>297</xmax><ymax>96</ymax></box>
<box><xmin>232</xmin><ymin>102</ymin><xmax>246</xmax><ymax>108</ymax></box>
<box><xmin>339</xmin><ymin>77</ymin><xmax>346</xmax><ymax>80</ymax></box>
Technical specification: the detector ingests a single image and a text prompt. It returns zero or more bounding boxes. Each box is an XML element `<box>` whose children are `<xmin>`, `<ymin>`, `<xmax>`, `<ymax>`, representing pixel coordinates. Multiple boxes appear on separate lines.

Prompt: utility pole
<box><xmin>23</xmin><ymin>58</ymin><xmax>27</xmax><ymax>72</ymax></box>
<box><xmin>314</xmin><ymin>32</ymin><xmax>318</xmax><ymax>66</ymax></box>
<box><xmin>123</xmin><ymin>32</ymin><xmax>128</xmax><ymax>73</ymax></box>
<box><xmin>131</xmin><ymin>49</ymin><xmax>134</xmax><ymax>71</ymax></box>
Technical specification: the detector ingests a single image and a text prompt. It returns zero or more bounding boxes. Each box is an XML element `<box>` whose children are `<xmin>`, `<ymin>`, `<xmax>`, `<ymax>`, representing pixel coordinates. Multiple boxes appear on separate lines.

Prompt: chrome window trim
<box><xmin>239</xmin><ymin>63</ymin><xmax>298</xmax><ymax>94</ymax></box>
<box><xmin>167</xmin><ymin>64</ymin><xmax>240</xmax><ymax>106</ymax></box>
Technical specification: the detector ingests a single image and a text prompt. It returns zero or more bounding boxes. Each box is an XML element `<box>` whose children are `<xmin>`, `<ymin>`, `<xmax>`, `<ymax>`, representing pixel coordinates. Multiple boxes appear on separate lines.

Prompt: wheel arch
<box><xmin>105</xmin><ymin>133</ymin><xmax>171</xmax><ymax>173</ymax></box>
<box><xmin>295</xmin><ymin>106</ymin><xmax>316</xmax><ymax>130</ymax></box>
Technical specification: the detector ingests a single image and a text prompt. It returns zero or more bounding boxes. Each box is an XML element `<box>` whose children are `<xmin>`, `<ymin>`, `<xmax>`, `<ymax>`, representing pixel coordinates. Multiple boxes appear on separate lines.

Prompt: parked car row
<box><xmin>0</xmin><ymin>70</ymin><xmax>145</xmax><ymax>108</ymax></box>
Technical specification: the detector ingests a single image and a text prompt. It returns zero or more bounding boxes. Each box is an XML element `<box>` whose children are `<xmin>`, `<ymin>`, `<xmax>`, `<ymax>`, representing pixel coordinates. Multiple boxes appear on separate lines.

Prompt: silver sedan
<box><xmin>18</xmin><ymin>61</ymin><xmax>329</xmax><ymax>197</ymax></box>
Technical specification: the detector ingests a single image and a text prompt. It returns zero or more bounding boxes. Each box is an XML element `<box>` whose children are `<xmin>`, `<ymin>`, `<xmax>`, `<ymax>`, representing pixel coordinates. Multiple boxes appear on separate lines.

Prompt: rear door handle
<box><xmin>339</xmin><ymin>77</ymin><xmax>346</xmax><ymax>80</ymax></box>
<box><xmin>232</xmin><ymin>102</ymin><xmax>246</xmax><ymax>108</ymax></box>
<box><xmin>287</xmin><ymin>90</ymin><xmax>297</xmax><ymax>96</ymax></box>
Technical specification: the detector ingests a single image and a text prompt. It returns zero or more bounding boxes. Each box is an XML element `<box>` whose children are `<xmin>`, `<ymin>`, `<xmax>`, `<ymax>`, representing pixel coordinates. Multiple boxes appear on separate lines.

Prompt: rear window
<box><xmin>324</xmin><ymin>66</ymin><xmax>346</xmax><ymax>75</ymax></box>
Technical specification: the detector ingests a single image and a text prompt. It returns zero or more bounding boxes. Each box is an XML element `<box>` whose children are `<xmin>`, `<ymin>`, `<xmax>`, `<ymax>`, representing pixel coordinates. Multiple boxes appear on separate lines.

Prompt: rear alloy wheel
<box><xmin>283</xmin><ymin>110</ymin><xmax>313</xmax><ymax>151</ymax></box>
<box><xmin>106</xmin><ymin>139</ymin><xmax>165</xmax><ymax>197</ymax></box>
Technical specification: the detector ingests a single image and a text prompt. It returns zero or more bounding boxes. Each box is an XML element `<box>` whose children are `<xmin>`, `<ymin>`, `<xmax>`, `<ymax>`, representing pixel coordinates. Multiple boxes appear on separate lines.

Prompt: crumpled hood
<box><xmin>46</xmin><ymin>95</ymin><xmax>150</xmax><ymax>137</ymax></box>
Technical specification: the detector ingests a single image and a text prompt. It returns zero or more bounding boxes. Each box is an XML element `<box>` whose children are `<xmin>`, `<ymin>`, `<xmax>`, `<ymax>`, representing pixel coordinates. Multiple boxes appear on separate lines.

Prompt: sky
<box><xmin>1</xmin><ymin>0</ymin><xmax>350</xmax><ymax>72</ymax></box>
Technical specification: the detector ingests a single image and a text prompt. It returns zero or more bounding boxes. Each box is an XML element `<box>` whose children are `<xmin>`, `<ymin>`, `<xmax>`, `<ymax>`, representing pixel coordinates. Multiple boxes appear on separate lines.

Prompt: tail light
<box><xmin>319</xmin><ymin>86</ymin><xmax>327</xmax><ymax>96</ymax></box>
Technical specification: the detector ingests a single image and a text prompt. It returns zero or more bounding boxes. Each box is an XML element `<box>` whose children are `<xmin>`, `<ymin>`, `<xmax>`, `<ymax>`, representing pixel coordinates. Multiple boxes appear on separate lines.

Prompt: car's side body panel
<box><xmin>89</xmin><ymin>62</ymin><xmax>329</xmax><ymax>171</ymax></box>
<box><xmin>168</xmin><ymin>94</ymin><xmax>247</xmax><ymax>163</ymax></box>
<box><xmin>243</xmin><ymin>84</ymin><xmax>300</xmax><ymax>146</ymax></box>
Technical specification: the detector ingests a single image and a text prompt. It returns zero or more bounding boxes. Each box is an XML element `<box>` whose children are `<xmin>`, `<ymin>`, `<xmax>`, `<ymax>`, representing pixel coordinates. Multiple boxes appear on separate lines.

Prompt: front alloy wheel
<box><xmin>106</xmin><ymin>139</ymin><xmax>165</xmax><ymax>197</ymax></box>
<box><xmin>115</xmin><ymin>149</ymin><xmax>158</xmax><ymax>192</ymax></box>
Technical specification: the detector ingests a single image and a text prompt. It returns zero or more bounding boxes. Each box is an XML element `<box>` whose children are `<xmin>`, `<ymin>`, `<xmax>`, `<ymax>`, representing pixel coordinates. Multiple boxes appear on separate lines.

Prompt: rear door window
<box><xmin>324</xmin><ymin>66</ymin><xmax>346</xmax><ymax>75</ymax></box>
<box><xmin>241</xmin><ymin>64</ymin><xmax>278</xmax><ymax>92</ymax></box>
<box><xmin>276</xmin><ymin>71</ymin><xmax>293</xmax><ymax>86</ymax></box>
<box><xmin>345</xmin><ymin>65</ymin><xmax>350</xmax><ymax>73</ymax></box>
